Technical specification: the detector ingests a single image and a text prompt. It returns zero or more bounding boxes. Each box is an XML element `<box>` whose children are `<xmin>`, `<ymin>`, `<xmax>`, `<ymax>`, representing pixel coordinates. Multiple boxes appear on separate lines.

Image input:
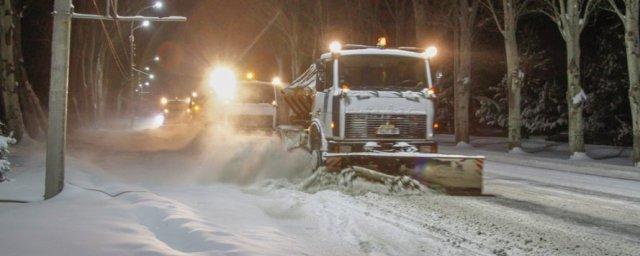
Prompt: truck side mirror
<box><xmin>315</xmin><ymin>61</ymin><xmax>326</xmax><ymax>91</ymax></box>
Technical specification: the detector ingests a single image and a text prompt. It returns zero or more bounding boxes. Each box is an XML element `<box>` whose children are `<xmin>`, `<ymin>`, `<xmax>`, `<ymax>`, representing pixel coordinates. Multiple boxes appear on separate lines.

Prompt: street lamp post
<box><xmin>129</xmin><ymin>3</ymin><xmax>162</xmax><ymax>126</ymax></box>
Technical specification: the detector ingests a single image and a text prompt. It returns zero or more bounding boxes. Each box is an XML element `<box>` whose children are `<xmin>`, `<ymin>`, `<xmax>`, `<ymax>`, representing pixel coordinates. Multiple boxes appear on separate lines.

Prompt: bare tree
<box><xmin>481</xmin><ymin>0</ymin><xmax>533</xmax><ymax>150</ymax></box>
<box><xmin>540</xmin><ymin>0</ymin><xmax>599</xmax><ymax>157</ymax></box>
<box><xmin>606</xmin><ymin>0</ymin><xmax>640</xmax><ymax>166</ymax></box>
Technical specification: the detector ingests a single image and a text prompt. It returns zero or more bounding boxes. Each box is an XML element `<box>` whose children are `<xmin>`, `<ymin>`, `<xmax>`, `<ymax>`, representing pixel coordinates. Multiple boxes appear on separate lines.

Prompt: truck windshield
<box><xmin>332</xmin><ymin>55</ymin><xmax>426</xmax><ymax>91</ymax></box>
<box><xmin>237</xmin><ymin>82</ymin><xmax>275</xmax><ymax>103</ymax></box>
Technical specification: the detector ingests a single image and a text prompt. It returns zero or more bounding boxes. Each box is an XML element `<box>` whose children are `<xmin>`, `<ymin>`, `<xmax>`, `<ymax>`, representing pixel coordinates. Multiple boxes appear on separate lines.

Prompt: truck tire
<box><xmin>310</xmin><ymin>149</ymin><xmax>324</xmax><ymax>172</ymax></box>
<box><xmin>308</xmin><ymin>126</ymin><xmax>324</xmax><ymax>172</ymax></box>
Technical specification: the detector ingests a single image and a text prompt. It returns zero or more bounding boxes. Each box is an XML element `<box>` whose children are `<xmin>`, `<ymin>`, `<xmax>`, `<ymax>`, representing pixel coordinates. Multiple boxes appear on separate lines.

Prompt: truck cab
<box><xmin>305</xmin><ymin>44</ymin><xmax>437</xmax><ymax>157</ymax></box>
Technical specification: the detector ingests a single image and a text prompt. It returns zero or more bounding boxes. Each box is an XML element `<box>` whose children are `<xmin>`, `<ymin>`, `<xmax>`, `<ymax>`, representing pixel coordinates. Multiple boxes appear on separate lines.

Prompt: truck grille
<box><xmin>345</xmin><ymin>114</ymin><xmax>426</xmax><ymax>139</ymax></box>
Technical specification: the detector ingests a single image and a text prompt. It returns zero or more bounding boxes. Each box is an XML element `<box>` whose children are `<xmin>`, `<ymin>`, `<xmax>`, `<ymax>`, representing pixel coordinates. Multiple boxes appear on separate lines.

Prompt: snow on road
<box><xmin>1</xmin><ymin>126</ymin><xmax>639</xmax><ymax>255</ymax></box>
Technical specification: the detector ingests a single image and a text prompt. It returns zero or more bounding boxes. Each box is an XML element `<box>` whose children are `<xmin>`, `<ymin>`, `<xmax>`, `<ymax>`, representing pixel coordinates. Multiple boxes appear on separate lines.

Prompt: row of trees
<box><xmin>479</xmin><ymin>0</ymin><xmax>638</xmax><ymax>165</ymax></box>
<box><xmin>253</xmin><ymin>0</ymin><xmax>638</xmax><ymax>166</ymax></box>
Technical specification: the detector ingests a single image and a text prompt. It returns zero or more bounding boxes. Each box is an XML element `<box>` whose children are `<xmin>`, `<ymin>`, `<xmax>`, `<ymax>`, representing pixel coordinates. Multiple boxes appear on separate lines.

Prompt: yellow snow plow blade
<box><xmin>324</xmin><ymin>152</ymin><xmax>484</xmax><ymax>195</ymax></box>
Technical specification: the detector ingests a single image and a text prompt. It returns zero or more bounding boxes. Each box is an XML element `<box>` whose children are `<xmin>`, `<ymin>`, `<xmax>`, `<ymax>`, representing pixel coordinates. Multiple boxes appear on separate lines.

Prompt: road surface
<box><xmin>1</xmin><ymin>126</ymin><xmax>638</xmax><ymax>255</ymax></box>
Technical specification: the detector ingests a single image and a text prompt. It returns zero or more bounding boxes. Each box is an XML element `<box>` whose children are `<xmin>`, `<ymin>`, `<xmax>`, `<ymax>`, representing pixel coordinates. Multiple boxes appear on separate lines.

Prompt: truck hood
<box><xmin>342</xmin><ymin>90</ymin><xmax>432</xmax><ymax>115</ymax></box>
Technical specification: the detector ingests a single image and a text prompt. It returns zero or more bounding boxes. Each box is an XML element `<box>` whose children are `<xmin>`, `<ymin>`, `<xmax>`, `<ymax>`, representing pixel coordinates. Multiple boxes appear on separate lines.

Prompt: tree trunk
<box><xmin>13</xmin><ymin>0</ymin><xmax>45</xmax><ymax>139</ymax></box>
<box><xmin>412</xmin><ymin>0</ymin><xmax>427</xmax><ymax>45</ymax></box>
<box><xmin>504</xmin><ymin>0</ymin><xmax>522</xmax><ymax>150</ymax></box>
<box><xmin>565</xmin><ymin>34</ymin><xmax>585</xmax><ymax>154</ymax></box>
<box><xmin>454</xmin><ymin>0</ymin><xmax>474</xmax><ymax>144</ymax></box>
<box><xmin>624</xmin><ymin>0</ymin><xmax>640</xmax><ymax>166</ymax></box>
<box><xmin>0</xmin><ymin>0</ymin><xmax>25</xmax><ymax>140</ymax></box>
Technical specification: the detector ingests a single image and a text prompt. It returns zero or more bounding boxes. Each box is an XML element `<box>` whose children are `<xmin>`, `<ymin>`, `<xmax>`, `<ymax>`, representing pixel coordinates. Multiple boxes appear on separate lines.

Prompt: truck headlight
<box><xmin>208</xmin><ymin>67</ymin><xmax>237</xmax><ymax>102</ymax></box>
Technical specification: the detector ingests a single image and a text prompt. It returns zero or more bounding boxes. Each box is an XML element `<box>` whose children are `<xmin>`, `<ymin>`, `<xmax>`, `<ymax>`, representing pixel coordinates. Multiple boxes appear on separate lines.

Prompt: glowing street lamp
<box><xmin>246</xmin><ymin>72</ymin><xmax>255</xmax><ymax>80</ymax></box>
<box><xmin>141</xmin><ymin>20</ymin><xmax>150</xmax><ymax>27</ymax></box>
<box><xmin>154</xmin><ymin>56</ymin><xmax>160</xmax><ymax>62</ymax></box>
<box><xmin>144</xmin><ymin>66</ymin><xmax>150</xmax><ymax>71</ymax></box>
<box><xmin>144</xmin><ymin>81</ymin><xmax>150</xmax><ymax>86</ymax></box>
<box><xmin>149</xmin><ymin>74</ymin><xmax>155</xmax><ymax>80</ymax></box>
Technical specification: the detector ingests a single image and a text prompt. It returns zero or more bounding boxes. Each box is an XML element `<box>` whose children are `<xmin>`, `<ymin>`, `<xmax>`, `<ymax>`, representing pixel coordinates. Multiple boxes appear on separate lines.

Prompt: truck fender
<box><xmin>309</xmin><ymin>118</ymin><xmax>328</xmax><ymax>151</ymax></box>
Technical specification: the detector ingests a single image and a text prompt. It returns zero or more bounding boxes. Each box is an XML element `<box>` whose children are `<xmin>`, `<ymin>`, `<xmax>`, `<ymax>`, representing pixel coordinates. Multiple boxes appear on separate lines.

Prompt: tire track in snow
<box><xmin>120</xmin><ymin>192</ymin><xmax>246</xmax><ymax>255</ymax></box>
<box><xmin>303</xmin><ymin>191</ymin><xmax>492</xmax><ymax>255</ymax></box>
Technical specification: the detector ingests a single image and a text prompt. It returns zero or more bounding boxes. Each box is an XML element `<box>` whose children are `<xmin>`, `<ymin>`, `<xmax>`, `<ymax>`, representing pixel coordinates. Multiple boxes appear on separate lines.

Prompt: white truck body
<box><xmin>280</xmin><ymin>45</ymin><xmax>484</xmax><ymax>194</ymax></box>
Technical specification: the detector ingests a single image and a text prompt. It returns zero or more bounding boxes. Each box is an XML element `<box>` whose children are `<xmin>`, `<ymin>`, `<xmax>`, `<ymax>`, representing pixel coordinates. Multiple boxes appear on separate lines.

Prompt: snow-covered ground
<box><xmin>1</xmin><ymin>126</ymin><xmax>639</xmax><ymax>255</ymax></box>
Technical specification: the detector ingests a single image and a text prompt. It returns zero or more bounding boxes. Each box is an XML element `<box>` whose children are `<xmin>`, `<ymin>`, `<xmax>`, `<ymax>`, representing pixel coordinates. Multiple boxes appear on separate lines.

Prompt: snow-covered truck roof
<box><xmin>287</xmin><ymin>47</ymin><xmax>426</xmax><ymax>92</ymax></box>
<box><xmin>319</xmin><ymin>47</ymin><xmax>426</xmax><ymax>60</ymax></box>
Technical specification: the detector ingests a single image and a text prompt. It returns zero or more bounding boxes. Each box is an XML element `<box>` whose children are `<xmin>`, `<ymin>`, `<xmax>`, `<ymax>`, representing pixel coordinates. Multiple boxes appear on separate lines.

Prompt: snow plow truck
<box><xmin>278</xmin><ymin>40</ymin><xmax>484</xmax><ymax>195</ymax></box>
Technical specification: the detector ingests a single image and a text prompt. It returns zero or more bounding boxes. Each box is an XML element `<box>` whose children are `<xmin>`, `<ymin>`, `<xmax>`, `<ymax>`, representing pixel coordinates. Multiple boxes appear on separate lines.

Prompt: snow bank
<box><xmin>508</xmin><ymin>147</ymin><xmax>526</xmax><ymax>154</ymax></box>
<box><xmin>455</xmin><ymin>141</ymin><xmax>472</xmax><ymax>148</ymax></box>
<box><xmin>570</xmin><ymin>152</ymin><xmax>592</xmax><ymax>161</ymax></box>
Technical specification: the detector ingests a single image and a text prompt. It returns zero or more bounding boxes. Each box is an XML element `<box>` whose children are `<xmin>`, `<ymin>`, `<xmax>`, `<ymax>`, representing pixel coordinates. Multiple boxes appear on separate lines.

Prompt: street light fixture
<box><xmin>141</xmin><ymin>20</ymin><xmax>150</xmax><ymax>27</ymax></box>
<box><xmin>145</xmin><ymin>66</ymin><xmax>150</xmax><ymax>71</ymax></box>
<box><xmin>153</xmin><ymin>1</ymin><xmax>164</xmax><ymax>9</ymax></box>
<box><xmin>149</xmin><ymin>74</ymin><xmax>155</xmax><ymax>80</ymax></box>
<box><xmin>145</xmin><ymin>81</ymin><xmax>150</xmax><ymax>86</ymax></box>
<box><xmin>154</xmin><ymin>56</ymin><xmax>160</xmax><ymax>62</ymax></box>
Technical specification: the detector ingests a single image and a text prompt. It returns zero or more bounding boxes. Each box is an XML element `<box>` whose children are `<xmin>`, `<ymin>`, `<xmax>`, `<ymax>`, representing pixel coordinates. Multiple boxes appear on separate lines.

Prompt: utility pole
<box><xmin>44</xmin><ymin>0</ymin><xmax>186</xmax><ymax>199</ymax></box>
<box><xmin>45</xmin><ymin>0</ymin><xmax>73</xmax><ymax>199</ymax></box>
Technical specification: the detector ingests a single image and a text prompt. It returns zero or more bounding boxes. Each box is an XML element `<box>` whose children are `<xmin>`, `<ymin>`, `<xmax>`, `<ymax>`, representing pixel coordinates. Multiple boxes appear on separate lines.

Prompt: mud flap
<box><xmin>324</xmin><ymin>152</ymin><xmax>484</xmax><ymax>195</ymax></box>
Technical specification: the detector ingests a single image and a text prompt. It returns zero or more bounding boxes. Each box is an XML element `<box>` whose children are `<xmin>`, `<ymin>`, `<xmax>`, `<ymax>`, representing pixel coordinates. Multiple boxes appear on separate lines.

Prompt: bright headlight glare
<box><xmin>329</xmin><ymin>41</ymin><xmax>342</xmax><ymax>53</ymax></box>
<box><xmin>271</xmin><ymin>76</ymin><xmax>282</xmax><ymax>86</ymax></box>
<box><xmin>152</xmin><ymin>114</ymin><xmax>164</xmax><ymax>128</ymax></box>
<box><xmin>425</xmin><ymin>46</ymin><xmax>437</xmax><ymax>58</ymax></box>
<box><xmin>208</xmin><ymin>67</ymin><xmax>237</xmax><ymax>101</ymax></box>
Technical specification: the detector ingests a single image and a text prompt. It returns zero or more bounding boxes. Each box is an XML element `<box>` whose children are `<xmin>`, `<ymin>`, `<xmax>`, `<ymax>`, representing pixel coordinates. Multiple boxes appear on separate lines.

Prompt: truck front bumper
<box><xmin>327</xmin><ymin>139</ymin><xmax>438</xmax><ymax>153</ymax></box>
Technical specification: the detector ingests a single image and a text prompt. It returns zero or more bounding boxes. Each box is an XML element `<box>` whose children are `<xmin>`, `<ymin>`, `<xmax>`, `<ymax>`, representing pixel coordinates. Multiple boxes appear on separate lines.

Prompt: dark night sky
<box><xmin>20</xmin><ymin>1</ymin><xmax>623</xmax><ymax>111</ymax></box>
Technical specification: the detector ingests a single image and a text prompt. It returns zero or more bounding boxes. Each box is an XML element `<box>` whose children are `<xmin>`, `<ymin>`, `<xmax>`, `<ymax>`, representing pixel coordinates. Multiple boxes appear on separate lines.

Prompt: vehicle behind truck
<box><xmin>279</xmin><ymin>40</ymin><xmax>484</xmax><ymax>194</ymax></box>
<box><xmin>161</xmin><ymin>97</ymin><xmax>194</xmax><ymax>126</ymax></box>
<box><xmin>225</xmin><ymin>81</ymin><xmax>278</xmax><ymax>131</ymax></box>
<box><xmin>207</xmin><ymin>69</ymin><xmax>278</xmax><ymax>132</ymax></box>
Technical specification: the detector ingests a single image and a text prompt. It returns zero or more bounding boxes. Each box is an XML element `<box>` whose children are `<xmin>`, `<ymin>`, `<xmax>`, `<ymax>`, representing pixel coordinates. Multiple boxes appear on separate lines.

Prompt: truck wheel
<box><xmin>310</xmin><ymin>149</ymin><xmax>324</xmax><ymax>172</ymax></box>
